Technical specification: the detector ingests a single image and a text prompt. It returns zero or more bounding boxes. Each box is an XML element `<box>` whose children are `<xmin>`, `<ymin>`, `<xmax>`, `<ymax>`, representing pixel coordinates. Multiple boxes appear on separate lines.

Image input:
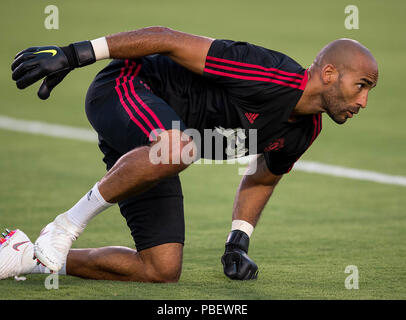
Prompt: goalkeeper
<box><xmin>6</xmin><ymin>27</ymin><xmax>377</xmax><ymax>282</ymax></box>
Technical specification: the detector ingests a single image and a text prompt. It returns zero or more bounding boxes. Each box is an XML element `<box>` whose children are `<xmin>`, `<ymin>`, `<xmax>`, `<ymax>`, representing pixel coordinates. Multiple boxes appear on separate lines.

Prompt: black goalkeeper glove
<box><xmin>221</xmin><ymin>230</ymin><xmax>258</xmax><ymax>280</ymax></box>
<box><xmin>11</xmin><ymin>41</ymin><xmax>96</xmax><ymax>100</ymax></box>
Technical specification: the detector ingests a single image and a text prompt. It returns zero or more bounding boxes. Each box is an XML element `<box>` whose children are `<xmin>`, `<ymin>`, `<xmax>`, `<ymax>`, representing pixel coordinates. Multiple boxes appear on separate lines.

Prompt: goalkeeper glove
<box><xmin>11</xmin><ymin>41</ymin><xmax>96</xmax><ymax>100</ymax></box>
<box><xmin>221</xmin><ymin>230</ymin><xmax>258</xmax><ymax>280</ymax></box>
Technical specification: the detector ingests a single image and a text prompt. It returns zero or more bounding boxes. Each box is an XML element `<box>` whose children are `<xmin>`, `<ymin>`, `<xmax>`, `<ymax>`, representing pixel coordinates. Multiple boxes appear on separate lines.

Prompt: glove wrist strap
<box><xmin>225</xmin><ymin>230</ymin><xmax>250</xmax><ymax>253</ymax></box>
<box><xmin>61</xmin><ymin>41</ymin><xmax>96</xmax><ymax>68</ymax></box>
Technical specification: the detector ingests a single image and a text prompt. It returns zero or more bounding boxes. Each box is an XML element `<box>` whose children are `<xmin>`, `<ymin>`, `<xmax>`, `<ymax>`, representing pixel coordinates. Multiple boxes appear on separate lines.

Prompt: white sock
<box><xmin>231</xmin><ymin>220</ymin><xmax>255</xmax><ymax>238</ymax></box>
<box><xmin>66</xmin><ymin>182</ymin><xmax>114</xmax><ymax>229</ymax></box>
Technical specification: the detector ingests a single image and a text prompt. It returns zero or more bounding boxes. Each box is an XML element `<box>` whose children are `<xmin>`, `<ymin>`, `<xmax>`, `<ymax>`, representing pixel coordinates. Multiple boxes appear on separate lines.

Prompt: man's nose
<box><xmin>357</xmin><ymin>92</ymin><xmax>368</xmax><ymax>108</ymax></box>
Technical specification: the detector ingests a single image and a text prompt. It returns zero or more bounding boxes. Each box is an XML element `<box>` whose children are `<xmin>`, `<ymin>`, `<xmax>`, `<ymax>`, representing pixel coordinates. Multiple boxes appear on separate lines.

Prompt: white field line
<box><xmin>1</xmin><ymin>115</ymin><xmax>405</xmax><ymax>187</ymax></box>
<box><xmin>0</xmin><ymin>115</ymin><xmax>97</xmax><ymax>142</ymax></box>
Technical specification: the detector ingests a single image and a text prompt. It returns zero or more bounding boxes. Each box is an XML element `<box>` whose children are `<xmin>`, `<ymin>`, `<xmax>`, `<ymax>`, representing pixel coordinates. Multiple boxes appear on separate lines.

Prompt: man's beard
<box><xmin>321</xmin><ymin>82</ymin><xmax>348</xmax><ymax>124</ymax></box>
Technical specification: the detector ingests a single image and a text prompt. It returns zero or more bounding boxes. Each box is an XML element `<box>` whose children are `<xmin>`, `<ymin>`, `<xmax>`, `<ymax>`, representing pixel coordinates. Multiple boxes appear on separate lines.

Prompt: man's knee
<box><xmin>147</xmin><ymin>261</ymin><xmax>182</xmax><ymax>283</ymax></box>
<box><xmin>138</xmin><ymin>243</ymin><xmax>183</xmax><ymax>283</ymax></box>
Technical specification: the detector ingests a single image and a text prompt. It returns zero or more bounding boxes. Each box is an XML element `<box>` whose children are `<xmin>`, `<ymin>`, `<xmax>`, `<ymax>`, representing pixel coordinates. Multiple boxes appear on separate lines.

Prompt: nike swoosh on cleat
<box><xmin>33</xmin><ymin>49</ymin><xmax>57</xmax><ymax>57</ymax></box>
<box><xmin>12</xmin><ymin>241</ymin><xmax>29</xmax><ymax>251</ymax></box>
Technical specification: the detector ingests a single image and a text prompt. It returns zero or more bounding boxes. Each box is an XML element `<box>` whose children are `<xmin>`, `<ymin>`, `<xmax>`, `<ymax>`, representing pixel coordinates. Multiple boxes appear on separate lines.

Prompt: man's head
<box><xmin>312</xmin><ymin>38</ymin><xmax>378</xmax><ymax>124</ymax></box>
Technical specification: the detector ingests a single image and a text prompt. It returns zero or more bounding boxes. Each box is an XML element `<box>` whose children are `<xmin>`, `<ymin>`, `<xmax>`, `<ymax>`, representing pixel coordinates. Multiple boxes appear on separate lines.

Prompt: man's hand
<box><xmin>11</xmin><ymin>41</ymin><xmax>96</xmax><ymax>99</ymax></box>
<box><xmin>12</xmin><ymin>46</ymin><xmax>72</xmax><ymax>99</ymax></box>
<box><xmin>221</xmin><ymin>230</ymin><xmax>258</xmax><ymax>280</ymax></box>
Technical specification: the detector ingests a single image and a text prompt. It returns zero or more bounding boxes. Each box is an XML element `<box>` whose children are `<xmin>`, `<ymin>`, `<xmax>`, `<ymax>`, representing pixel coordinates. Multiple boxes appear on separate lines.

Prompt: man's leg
<box><xmin>67</xmin><ymin>172</ymin><xmax>185</xmax><ymax>283</ymax></box>
<box><xmin>66</xmin><ymin>243</ymin><xmax>183</xmax><ymax>283</ymax></box>
<box><xmin>30</xmin><ymin>173</ymin><xmax>185</xmax><ymax>282</ymax></box>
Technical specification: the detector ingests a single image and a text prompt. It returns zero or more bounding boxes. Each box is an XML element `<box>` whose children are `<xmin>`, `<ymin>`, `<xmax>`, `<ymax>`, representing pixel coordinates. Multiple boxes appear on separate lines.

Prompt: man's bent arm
<box><xmin>232</xmin><ymin>155</ymin><xmax>283</xmax><ymax>227</ymax></box>
<box><xmin>106</xmin><ymin>27</ymin><xmax>214</xmax><ymax>74</ymax></box>
<box><xmin>221</xmin><ymin>155</ymin><xmax>282</xmax><ymax>280</ymax></box>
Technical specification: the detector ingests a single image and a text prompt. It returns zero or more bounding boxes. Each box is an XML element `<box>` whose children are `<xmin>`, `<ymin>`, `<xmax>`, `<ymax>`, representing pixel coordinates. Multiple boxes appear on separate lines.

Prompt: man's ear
<box><xmin>321</xmin><ymin>64</ymin><xmax>339</xmax><ymax>85</ymax></box>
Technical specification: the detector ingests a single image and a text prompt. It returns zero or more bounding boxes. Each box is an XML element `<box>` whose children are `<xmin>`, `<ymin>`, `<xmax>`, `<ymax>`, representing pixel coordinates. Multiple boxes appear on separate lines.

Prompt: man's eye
<box><xmin>357</xmin><ymin>83</ymin><xmax>364</xmax><ymax>89</ymax></box>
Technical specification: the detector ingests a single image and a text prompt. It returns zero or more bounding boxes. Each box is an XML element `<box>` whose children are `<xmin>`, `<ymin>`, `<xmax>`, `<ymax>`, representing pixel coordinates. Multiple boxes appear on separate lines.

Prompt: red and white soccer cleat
<box><xmin>34</xmin><ymin>213</ymin><xmax>83</xmax><ymax>272</ymax></box>
<box><xmin>0</xmin><ymin>229</ymin><xmax>36</xmax><ymax>280</ymax></box>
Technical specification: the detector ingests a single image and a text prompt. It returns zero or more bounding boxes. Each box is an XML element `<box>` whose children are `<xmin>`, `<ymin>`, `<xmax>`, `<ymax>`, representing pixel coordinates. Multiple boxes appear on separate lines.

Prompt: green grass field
<box><xmin>1</xmin><ymin>0</ymin><xmax>405</xmax><ymax>300</ymax></box>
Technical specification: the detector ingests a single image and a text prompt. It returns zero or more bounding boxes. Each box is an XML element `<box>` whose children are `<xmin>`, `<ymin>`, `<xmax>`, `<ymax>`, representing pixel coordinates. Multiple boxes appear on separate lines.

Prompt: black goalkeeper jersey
<box><xmin>97</xmin><ymin>39</ymin><xmax>322</xmax><ymax>175</ymax></box>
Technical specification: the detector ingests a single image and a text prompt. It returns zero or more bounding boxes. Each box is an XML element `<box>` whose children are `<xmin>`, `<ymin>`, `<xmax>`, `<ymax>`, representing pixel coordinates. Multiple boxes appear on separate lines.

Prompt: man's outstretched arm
<box><xmin>221</xmin><ymin>155</ymin><xmax>283</xmax><ymax>280</ymax></box>
<box><xmin>106</xmin><ymin>27</ymin><xmax>213</xmax><ymax>74</ymax></box>
<box><xmin>11</xmin><ymin>26</ymin><xmax>213</xmax><ymax>99</ymax></box>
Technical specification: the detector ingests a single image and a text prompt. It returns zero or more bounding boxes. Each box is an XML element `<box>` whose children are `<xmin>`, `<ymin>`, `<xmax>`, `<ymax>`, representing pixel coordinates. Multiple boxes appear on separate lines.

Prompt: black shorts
<box><xmin>85</xmin><ymin>59</ymin><xmax>187</xmax><ymax>251</ymax></box>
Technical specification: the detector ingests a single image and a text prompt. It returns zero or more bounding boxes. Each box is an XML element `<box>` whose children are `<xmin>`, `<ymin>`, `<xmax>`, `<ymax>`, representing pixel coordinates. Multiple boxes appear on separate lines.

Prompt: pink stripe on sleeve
<box><xmin>204</xmin><ymin>67</ymin><xmax>301</xmax><ymax>89</ymax></box>
<box><xmin>206</xmin><ymin>56</ymin><xmax>304</xmax><ymax>78</ymax></box>
<box><xmin>205</xmin><ymin>62</ymin><xmax>302</xmax><ymax>83</ymax></box>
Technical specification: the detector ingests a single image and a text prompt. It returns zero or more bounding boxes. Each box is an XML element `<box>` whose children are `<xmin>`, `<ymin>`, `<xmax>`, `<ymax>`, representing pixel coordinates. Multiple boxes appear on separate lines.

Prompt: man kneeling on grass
<box><xmin>1</xmin><ymin>26</ymin><xmax>378</xmax><ymax>282</ymax></box>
